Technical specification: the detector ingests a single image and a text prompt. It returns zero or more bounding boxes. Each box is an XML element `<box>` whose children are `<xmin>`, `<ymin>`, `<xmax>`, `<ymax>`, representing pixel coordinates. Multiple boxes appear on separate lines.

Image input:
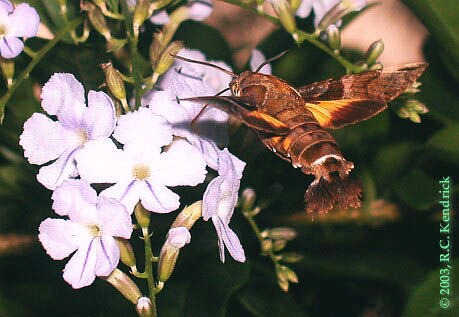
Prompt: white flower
<box><xmin>150</xmin><ymin>0</ymin><xmax>213</xmax><ymax>25</ymax></box>
<box><xmin>203</xmin><ymin>149</ymin><xmax>246</xmax><ymax>262</ymax></box>
<box><xmin>0</xmin><ymin>0</ymin><xmax>39</xmax><ymax>58</ymax></box>
<box><xmin>249</xmin><ymin>49</ymin><xmax>272</xmax><ymax>75</ymax></box>
<box><xmin>74</xmin><ymin>108</ymin><xmax>207</xmax><ymax>214</ymax></box>
<box><xmin>38</xmin><ymin>180</ymin><xmax>132</xmax><ymax>289</ymax></box>
<box><xmin>19</xmin><ymin>73</ymin><xmax>116</xmax><ymax>190</ymax></box>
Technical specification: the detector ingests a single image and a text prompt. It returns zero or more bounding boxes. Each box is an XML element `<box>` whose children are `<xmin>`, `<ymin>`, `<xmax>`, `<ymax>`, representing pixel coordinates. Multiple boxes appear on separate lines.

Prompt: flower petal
<box><xmin>188</xmin><ymin>0</ymin><xmax>213</xmax><ymax>21</ymax></box>
<box><xmin>38</xmin><ymin>218</ymin><xmax>89</xmax><ymax>260</ymax></box>
<box><xmin>0</xmin><ymin>0</ymin><xmax>13</xmax><ymax>14</ymax></box>
<box><xmin>0</xmin><ymin>36</ymin><xmax>23</xmax><ymax>59</ymax></box>
<box><xmin>296</xmin><ymin>0</ymin><xmax>313</xmax><ymax>18</ymax></box>
<box><xmin>166</xmin><ymin>227</ymin><xmax>191</xmax><ymax>248</ymax></box>
<box><xmin>97</xmin><ymin>196</ymin><xmax>132</xmax><ymax>238</ymax></box>
<box><xmin>75</xmin><ymin>138</ymin><xmax>126</xmax><ymax>184</ymax></box>
<box><xmin>212</xmin><ymin>217</ymin><xmax>245</xmax><ymax>262</ymax></box>
<box><xmin>63</xmin><ymin>239</ymin><xmax>98</xmax><ymax>289</ymax></box>
<box><xmin>41</xmin><ymin>73</ymin><xmax>85</xmax><ymax>117</ymax></box>
<box><xmin>52</xmin><ymin>180</ymin><xmax>98</xmax><ymax>222</ymax></box>
<box><xmin>36</xmin><ymin>150</ymin><xmax>78</xmax><ymax>190</ymax></box>
<box><xmin>83</xmin><ymin>91</ymin><xmax>116</xmax><ymax>139</ymax></box>
<box><xmin>155</xmin><ymin>139</ymin><xmax>207</xmax><ymax>187</ymax></box>
<box><xmin>101</xmin><ymin>180</ymin><xmax>141</xmax><ymax>214</ymax></box>
<box><xmin>7</xmin><ymin>3</ymin><xmax>39</xmax><ymax>37</ymax></box>
<box><xmin>95</xmin><ymin>236</ymin><xmax>120</xmax><ymax>277</ymax></box>
<box><xmin>113</xmin><ymin>107</ymin><xmax>172</xmax><ymax>148</ymax></box>
<box><xmin>149</xmin><ymin>9</ymin><xmax>169</xmax><ymax>25</ymax></box>
<box><xmin>250</xmin><ymin>49</ymin><xmax>272</xmax><ymax>75</ymax></box>
<box><xmin>19</xmin><ymin>113</ymin><xmax>79</xmax><ymax>165</ymax></box>
<box><xmin>202</xmin><ymin>175</ymin><xmax>224</xmax><ymax>220</ymax></box>
<box><xmin>140</xmin><ymin>181</ymin><xmax>180</xmax><ymax>213</ymax></box>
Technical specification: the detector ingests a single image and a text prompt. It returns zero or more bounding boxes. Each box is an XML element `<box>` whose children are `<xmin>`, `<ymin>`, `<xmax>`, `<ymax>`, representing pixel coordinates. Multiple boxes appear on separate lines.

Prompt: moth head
<box><xmin>230</xmin><ymin>79</ymin><xmax>240</xmax><ymax>96</ymax></box>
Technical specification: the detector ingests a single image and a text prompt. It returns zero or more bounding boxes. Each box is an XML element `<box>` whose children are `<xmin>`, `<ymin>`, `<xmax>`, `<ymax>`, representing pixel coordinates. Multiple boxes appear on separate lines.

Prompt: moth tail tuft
<box><xmin>304</xmin><ymin>175</ymin><xmax>362</xmax><ymax>214</ymax></box>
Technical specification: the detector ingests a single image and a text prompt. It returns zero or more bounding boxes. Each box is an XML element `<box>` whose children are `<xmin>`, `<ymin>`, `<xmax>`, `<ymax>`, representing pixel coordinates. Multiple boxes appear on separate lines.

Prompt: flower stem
<box><xmin>142</xmin><ymin>227</ymin><xmax>158</xmax><ymax>317</ymax></box>
<box><xmin>243</xmin><ymin>213</ymin><xmax>279</xmax><ymax>266</ymax></box>
<box><xmin>0</xmin><ymin>16</ymin><xmax>84</xmax><ymax>122</ymax></box>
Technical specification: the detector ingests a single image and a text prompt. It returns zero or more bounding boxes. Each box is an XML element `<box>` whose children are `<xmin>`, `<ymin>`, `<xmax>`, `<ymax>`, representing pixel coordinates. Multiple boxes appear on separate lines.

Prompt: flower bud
<box><xmin>115</xmin><ymin>238</ymin><xmax>136</xmax><ymax>267</ymax></box>
<box><xmin>103</xmin><ymin>269</ymin><xmax>142</xmax><ymax>304</ymax></box>
<box><xmin>269</xmin><ymin>0</ymin><xmax>297</xmax><ymax>35</ymax></box>
<box><xmin>326</xmin><ymin>25</ymin><xmax>341</xmax><ymax>52</ymax></box>
<box><xmin>134</xmin><ymin>202</ymin><xmax>151</xmax><ymax>228</ymax></box>
<box><xmin>241</xmin><ymin>188</ymin><xmax>256</xmax><ymax>212</ymax></box>
<box><xmin>136</xmin><ymin>297</ymin><xmax>153</xmax><ymax>317</ymax></box>
<box><xmin>272</xmin><ymin>239</ymin><xmax>287</xmax><ymax>252</ymax></box>
<box><xmin>280</xmin><ymin>265</ymin><xmax>299</xmax><ymax>283</ymax></box>
<box><xmin>280</xmin><ymin>252</ymin><xmax>303</xmax><ymax>263</ymax></box>
<box><xmin>160</xmin><ymin>6</ymin><xmax>189</xmax><ymax>45</ymax></box>
<box><xmin>133</xmin><ymin>0</ymin><xmax>151</xmax><ymax>38</ymax></box>
<box><xmin>154</xmin><ymin>41</ymin><xmax>184</xmax><ymax>76</ymax></box>
<box><xmin>101</xmin><ymin>62</ymin><xmax>127</xmax><ymax>102</ymax></box>
<box><xmin>171</xmin><ymin>200</ymin><xmax>202</xmax><ymax>229</ymax></box>
<box><xmin>81</xmin><ymin>0</ymin><xmax>111</xmax><ymax>41</ymax></box>
<box><xmin>365</xmin><ymin>40</ymin><xmax>384</xmax><ymax>65</ymax></box>
<box><xmin>276</xmin><ymin>265</ymin><xmax>289</xmax><ymax>292</ymax></box>
<box><xmin>318</xmin><ymin>0</ymin><xmax>367</xmax><ymax>30</ymax></box>
<box><xmin>0</xmin><ymin>58</ymin><xmax>14</xmax><ymax>88</ymax></box>
<box><xmin>157</xmin><ymin>227</ymin><xmax>191</xmax><ymax>282</ymax></box>
<box><xmin>262</xmin><ymin>227</ymin><xmax>297</xmax><ymax>241</ymax></box>
<box><xmin>149</xmin><ymin>31</ymin><xmax>166</xmax><ymax>65</ymax></box>
<box><xmin>261</xmin><ymin>239</ymin><xmax>273</xmax><ymax>253</ymax></box>
<box><xmin>396</xmin><ymin>99</ymin><xmax>428</xmax><ymax>123</ymax></box>
<box><xmin>369</xmin><ymin>62</ymin><xmax>383</xmax><ymax>70</ymax></box>
<box><xmin>289</xmin><ymin>0</ymin><xmax>302</xmax><ymax>11</ymax></box>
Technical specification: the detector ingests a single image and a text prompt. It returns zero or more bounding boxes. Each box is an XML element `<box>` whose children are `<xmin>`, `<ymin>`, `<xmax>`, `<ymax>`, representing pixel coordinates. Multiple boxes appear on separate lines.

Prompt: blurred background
<box><xmin>0</xmin><ymin>0</ymin><xmax>458</xmax><ymax>316</ymax></box>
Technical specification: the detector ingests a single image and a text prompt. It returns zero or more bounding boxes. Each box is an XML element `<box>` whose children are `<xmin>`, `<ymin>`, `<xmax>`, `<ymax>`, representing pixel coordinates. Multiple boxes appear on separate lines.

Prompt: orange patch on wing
<box><xmin>305</xmin><ymin>99</ymin><xmax>387</xmax><ymax>129</ymax></box>
<box><xmin>246</xmin><ymin>111</ymin><xmax>290</xmax><ymax>134</ymax></box>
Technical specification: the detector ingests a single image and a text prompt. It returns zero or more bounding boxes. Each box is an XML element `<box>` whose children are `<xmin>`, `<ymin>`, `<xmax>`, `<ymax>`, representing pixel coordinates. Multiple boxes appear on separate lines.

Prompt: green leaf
<box><xmin>402</xmin><ymin>259</ymin><xmax>459</xmax><ymax>317</ymax></box>
<box><xmin>426</xmin><ymin>124</ymin><xmax>459</xmax><ymax>163</ymax></box>
<box><xmin>238</xmin><ymin>264</ymin><xmax>307</xmax><ymax>317</ymax></box>
<box><xmin>402</xmin><ymin>0</ymin><xmax>459</xmax><ymax>82</ymax></box>
<box><xmin>393</xmin><ymin>169</ymin><xmax>437</xmax><ymax>210</ymax></box>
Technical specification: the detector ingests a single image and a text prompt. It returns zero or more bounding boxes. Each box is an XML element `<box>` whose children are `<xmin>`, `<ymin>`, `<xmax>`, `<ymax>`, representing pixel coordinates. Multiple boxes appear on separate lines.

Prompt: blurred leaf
<box><xmin>402</xmin><ymin>0</ymin><xmax>459</xmax><ymax>83</ymax></box>
<box><xmin>393</xmin><ymin>169</ymin><xmax>437</xmax><ymax>210</ymax></box>
<box><xmin>238</xmin><ymin>264</ymin><xmax>307</xmax><ymax>317</ymax></box>
<box><xmin>402</xmin><ymin>259</ymin><xmax>459</xmax><ymax>317</ymax></box>
<box><xmin>158</xmin><ymin>256</ymin><xmax>250</xmax><ymax>317</ymax></box>
<box><xmin>426</xmin><ymin>124</ymin><xmax>459</xmax><ymax>163</ymax></box>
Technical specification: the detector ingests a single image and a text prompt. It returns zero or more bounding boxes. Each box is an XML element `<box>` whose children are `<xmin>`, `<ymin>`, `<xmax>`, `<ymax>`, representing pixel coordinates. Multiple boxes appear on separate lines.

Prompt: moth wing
<box><xmin>181</xmin><ymin>96</ymin><xmax>290</xmax><ymax>135</ymax></box>
<box><xmin>298</xmin><ymin>63</ymin><xmax>428</xmax><ymax>129</ymax></box>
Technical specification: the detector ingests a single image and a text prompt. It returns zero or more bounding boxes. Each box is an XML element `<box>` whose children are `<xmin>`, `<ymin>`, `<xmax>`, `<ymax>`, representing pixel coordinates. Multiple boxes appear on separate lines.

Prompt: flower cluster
<box><xmin>20</xmin><ymin>49</ymin><xmax>248</xmax><ymax>288</ymax></box>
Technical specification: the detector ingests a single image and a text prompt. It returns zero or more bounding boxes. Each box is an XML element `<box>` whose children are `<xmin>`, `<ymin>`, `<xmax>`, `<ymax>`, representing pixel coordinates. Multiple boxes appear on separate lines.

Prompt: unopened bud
<box><xmin>276</xmin><ymin>266</ymin><xmax>289</xmax><ymax>292</ymax></box>
<box><xmin>318</xmin><ymin>0</ymin><xmax>366</xmax><ymax>30</ymax></box>
<box><xmin>115</xmin><ymin>238</ymin><xmax>136</xmax><ymax>267</ymax></box>
<box><xmin>241</xmin><ymin>188</ymin><xmax>256</xmax><ymax>212</ymax></box>
<box><xmin>149</xmin><ymin>32</ymin><xmax>166</xmax><ymax>65</ymax></box>
<box><xmin>160</xmin><ymin>6</ymin><xmax>188</xmax><ymax>46</ymax></box>
<box><xmin>280</xmin><ymin>252</ymin><xmax>303</xmax><ymax>263</ymax></box>
<box><xmin>280</xmin><ymin>265</ymin><xmax>299</xmax><ymax>283</ymax></box>
<box><xmin>0</xmin><ymin>58</ymin><xmax>14</xmax><ymax>87</ymax></box>
<box><xmin>272</xmin><ymin>239</ymin><xmax>287</xmax><ymax>252</ymax></box>
<box><xmin>136</xmin><ymin>297</ymin><xmax>153</xmax><ymax>317</ymax></box>
<box><xmin>289</xmin><ymin>0</ymin><xmax>302</xmax><ymax>11</ymax></box>
<box><xmin>261</xmin><ymin>239</ymin><xmax>273</xmax><ymax>252</ymax></box>
<box><xmin>397</xmin><ymin>99</ymin><xmax>428</xmax><ymax>123</ymax></box>
<box><xmin>365</xmin><ymin>40</ymin><xmax>384</xmax><ymax>65</ymax></box>
<box><xmin>103</xmin><ymin>269</ymin><xmax>142</xmax><ymax>304</ymax></box>
<box><xmin>134</xmin><ymin>202</ymin><xmax>151</xmax><ymax>228</ymax></box>
<box><xmin>269</xmin><ymin>0</ymin><xmax>297</xmax><ymax>34</ymax></box>
<box><xmin>133</xmin><ymin>0</ymin><xmax>151</xmax><ymax>38</ymax></box>
<box><xmin>171</xmin><ymin>201</ymin><xmax>202</xmax><ymax>229</ymax></box>
<box><xmin>101</xmin><ymin>62</ymin><xmax>126</xmax><ymax>102</ymax></box>
<box><xmin>263</xmin><ymin>227</ymin><xmax>298</xmax><ymax>241</ymax></box>
<box><xmin>154</xmin><ymin>41</ymin><xmax>184</xmax><ymax>76</ymax></box>
<box><xmin>81</xmin><ymin>1</ymin><xmax>111</xmax><ymax>41</ymax></box>
<box><xmin>369</xmin><ymin>62</ymin><xmax>383</xmax><ymax>70</ymax></box>
<box><xmin>157</xmin><ymin>227</ymin><xmax>191</xmax><ymax>282</ymax></box>
<box><xmin>326</xmin><ymin>25</ymin><xmax>341</xmax><ymax>52</ymax></box>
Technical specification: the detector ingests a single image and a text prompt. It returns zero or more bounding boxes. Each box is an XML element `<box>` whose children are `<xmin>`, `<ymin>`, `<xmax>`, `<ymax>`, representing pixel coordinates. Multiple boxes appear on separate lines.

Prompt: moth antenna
<box><xmin>254</xmin><ymin>50</ymin><xmax>288</xmax><ymax>73</ymax></box>
<box><xmin>171</xmin><ymin>54</ymin><xmax>237</xmax><ymax>78</ymax></box>
<box><xmin>190</xmin><ymin>87</ymin><xmax>230</xmax><ymax>128</ymax></box>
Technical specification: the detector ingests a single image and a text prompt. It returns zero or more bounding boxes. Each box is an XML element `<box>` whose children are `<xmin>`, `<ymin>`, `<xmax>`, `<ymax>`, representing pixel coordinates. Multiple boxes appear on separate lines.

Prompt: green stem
<box><xmin>221</xmin><ymin>0</ymin><xmax>279</xmax><ymax>24</ymax></box>
<box><xmin>0</xmin><ymin>16</ymin><xmax>84</xmax><ymax>122</ymax></box>
<box><xmin>142</xmin><ymin>227</ymin><xmax>158</xmax><ymax>317</ymax></box>
<box><xmin>244</xmin><ymin>214</ymin><xmax>279</xmax><ymax>265</ymax></box>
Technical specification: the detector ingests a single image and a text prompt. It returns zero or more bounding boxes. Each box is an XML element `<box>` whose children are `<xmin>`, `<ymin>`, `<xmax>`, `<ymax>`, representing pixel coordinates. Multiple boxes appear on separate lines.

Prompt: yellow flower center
<box><xmin>0</xmin><ymin>24</ymin><xmax>6</xmax><ymax>38</ymax></box>
<box><xmin>77</xmin><ymin>129</ymin><xmax>89</xmax><ymax>146</ymax></box>
<box><xmin>88</xmin><ymin>224</ymin><xmax>102</xmax><ymax>237</ymax></box>
<box><xmin>133</xmin><ymin>164</ymin><xmax>150</xmax><ymax>181</ymax></box>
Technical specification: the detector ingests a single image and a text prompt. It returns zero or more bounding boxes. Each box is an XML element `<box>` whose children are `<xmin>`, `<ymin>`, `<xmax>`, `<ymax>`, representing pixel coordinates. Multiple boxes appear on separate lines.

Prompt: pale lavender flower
<box><xmin>38</xmin><ymin>180</ymin><xmax>132</xmax><ymax>289</ymax></box>
<box><xmin>203</xmin><ymin>149</ymin><xmax>246</xmax><ymax>262</ymax></box>
<box><xmin>19</xmin><ymin>73</ymin><xmax>116</xmax><ymax>190</ymax></box>
<box><xmin>74</xmin><ymin>108</ymin><xmax>207</xmax><ymax>214</ymax></box>
<box><xmin>296</xmin><ymin>0</ymin><xmax>366</xmax><ymax>28</ymax></box>
<box><xmin>249</xmin><ymin>49</ymin><xmax>272</xmax><ymax>75</ymax></box>
<box><xmin>150</xmin><ymin>0</ymin><xmax>213</xmax><ymax>25</ymax></box>
<box><xmin>0</xmin><ymin>0</ymin><xmax>39</xmax><ymax>58</ymax></box>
